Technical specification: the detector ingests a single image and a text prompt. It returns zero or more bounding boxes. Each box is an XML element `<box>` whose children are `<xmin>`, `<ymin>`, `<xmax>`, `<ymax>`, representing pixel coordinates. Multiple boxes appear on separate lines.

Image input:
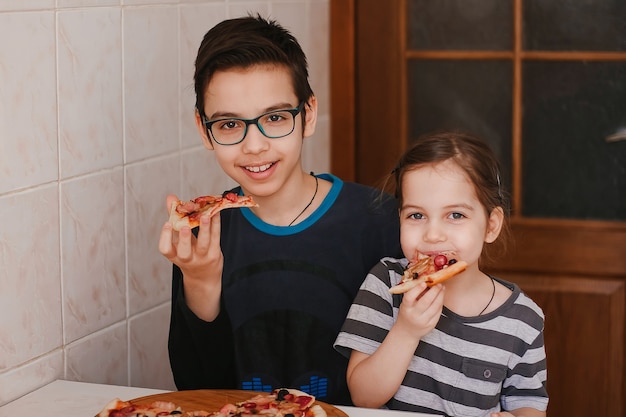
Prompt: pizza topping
<box><xmin>276</xmin><ymin>389</ymin><xmax>290</xmax><ymax>401</ymax></box>
<box><xmin>218</xmin><ymin>404</ymin><xmax>237</xmax><ymax>414</ymax></box>
<box><xmin>433</xmin><ymin>254</ymin><xmax>448</xmax><ymax>270</ymax></box>
<box><xmin>175</xmin><ymin>196</ymin><xmax>219</xmax><ymax>215</ymax></box>
<box><xmin>389</xmin><ymin>251</ymin><xmax>468</xmax><ymax>294</ymax></box>
<box><xmin>294</xmin><ymin>396</ymin><xmax>310</xmax><ymax>407</ymax></box>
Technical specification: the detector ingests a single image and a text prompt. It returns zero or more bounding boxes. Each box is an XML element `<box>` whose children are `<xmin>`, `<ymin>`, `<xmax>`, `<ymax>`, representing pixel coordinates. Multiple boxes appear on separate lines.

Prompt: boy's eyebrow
<box><xmin>207</xmin><ymin>102</ymin><xmax>297</xmax><ymax>120</ymax></box>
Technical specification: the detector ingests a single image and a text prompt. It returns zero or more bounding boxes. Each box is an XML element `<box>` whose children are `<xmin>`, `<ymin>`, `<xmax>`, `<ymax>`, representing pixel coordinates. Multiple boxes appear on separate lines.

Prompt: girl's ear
<box><xmin>195</xmin><ymin>109</ymin><xmax>214</xmax><ymax>150</ymax></box>
<box><xmin>485</xmin><ymin>206</ymin><xmax>504</xmax><ymax>243</ymax></box>
<box><xmin>302</xmin><ymin>96</ymin><xmax>318</xmax><ymax>138</ymax></box>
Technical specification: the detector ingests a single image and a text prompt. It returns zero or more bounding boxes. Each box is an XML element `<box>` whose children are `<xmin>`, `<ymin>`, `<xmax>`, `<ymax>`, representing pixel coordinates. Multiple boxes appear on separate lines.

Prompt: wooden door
<box><xmin>330</xmin><ymin>0</ymin><xmax>626</xmax><ymax>415</ymax></box>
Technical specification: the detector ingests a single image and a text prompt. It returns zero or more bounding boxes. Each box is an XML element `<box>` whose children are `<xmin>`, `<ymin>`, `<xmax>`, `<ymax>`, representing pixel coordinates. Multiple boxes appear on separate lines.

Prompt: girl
<box><xmin>334</xmin><ymin>131</ymin><xmax>548</xmax><ymax>416</ymax></box>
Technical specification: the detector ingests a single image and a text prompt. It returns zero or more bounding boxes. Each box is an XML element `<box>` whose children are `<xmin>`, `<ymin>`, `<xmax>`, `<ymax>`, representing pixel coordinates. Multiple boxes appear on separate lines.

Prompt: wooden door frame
<box><xmin>330</xmin><ymin>0</ymin><xmax>356</xmax><ymax>182</ymax></box>
<box><xmin>331</xmin><ymin>0</ymin><xmax>404</xmax><ymax>186</ymax></box>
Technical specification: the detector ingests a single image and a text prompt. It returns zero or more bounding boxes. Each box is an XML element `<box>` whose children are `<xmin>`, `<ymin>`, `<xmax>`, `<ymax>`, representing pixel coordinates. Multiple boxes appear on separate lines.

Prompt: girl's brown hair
<box><xmin>390</xmin><ymin>130</ymin><xmax>511</xmax><ymax>264</ymax></box>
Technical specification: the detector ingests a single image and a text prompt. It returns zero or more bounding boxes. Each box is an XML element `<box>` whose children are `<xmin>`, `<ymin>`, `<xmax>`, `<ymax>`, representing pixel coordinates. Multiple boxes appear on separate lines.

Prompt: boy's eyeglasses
<box><xmin>202</xmin><ymin>102</ymin><xmax>305</xmax><ymax>146</ymax></box>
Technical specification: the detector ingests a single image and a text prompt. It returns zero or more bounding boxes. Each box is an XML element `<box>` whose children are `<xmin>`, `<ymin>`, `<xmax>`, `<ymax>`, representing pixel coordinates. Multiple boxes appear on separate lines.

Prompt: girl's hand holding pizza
<box><xmin>395</xmin><ymin>281</ymin><xmax>445</xmax><ymax>341</ymax></box>
<box><xmin>344</xmin><ymin>281</ymin><xmax>446</xmax><ymax>408</ymax></box>
<box><xmin>158</xmin><ymin>194</ymin><xmax>224</xmax><ymax>321</ymax></box>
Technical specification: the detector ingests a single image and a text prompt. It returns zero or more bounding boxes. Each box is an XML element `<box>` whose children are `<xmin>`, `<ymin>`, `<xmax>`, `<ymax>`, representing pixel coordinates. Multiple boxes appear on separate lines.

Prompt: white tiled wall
<box><xmin>0</xmin><ymin>0</ymin><xmax>330</xmax><ymax>405</ymax></box>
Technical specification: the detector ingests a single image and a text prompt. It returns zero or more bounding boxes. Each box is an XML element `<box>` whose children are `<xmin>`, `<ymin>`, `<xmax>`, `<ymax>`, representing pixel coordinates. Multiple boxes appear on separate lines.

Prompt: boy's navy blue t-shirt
<box><xmin>168</xmin><ymin>174</ymin><xmax>401</xmax><ymax>405</ymax></box>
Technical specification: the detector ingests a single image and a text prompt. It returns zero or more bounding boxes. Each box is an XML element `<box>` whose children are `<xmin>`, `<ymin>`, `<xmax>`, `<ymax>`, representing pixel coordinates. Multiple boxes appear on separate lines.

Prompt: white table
<box><xmin>0</xmin><ymin>380</ymin><xmax>440</xmax><ymax>417</ymax></box>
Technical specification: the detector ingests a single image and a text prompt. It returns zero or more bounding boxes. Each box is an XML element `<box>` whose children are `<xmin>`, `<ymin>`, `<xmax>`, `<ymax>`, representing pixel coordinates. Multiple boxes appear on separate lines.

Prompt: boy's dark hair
<box><xmin>194</xmin><ymin>14</ymin><xmax>314</xmax><ymax>119</ymax></box>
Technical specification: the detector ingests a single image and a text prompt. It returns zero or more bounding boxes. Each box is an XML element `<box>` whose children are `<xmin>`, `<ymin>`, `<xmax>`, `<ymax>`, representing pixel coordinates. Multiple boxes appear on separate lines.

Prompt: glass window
<box><xmin>407</xmin><ymin>0</ymin><xmax>512</xmax><ymax>50</ymax></box>
<box><xmin>522</xmin><ymin>61</ymin><xmax>626</xmax><ymax>220</ymax></box>
<box><xmin>523</xmin><ymin>0</ymin><xmax>626</xmax><ymax>51</ymax></box>
<box><xmin>407</xmin><ymin>60</ymin><xmax>513</xmax><ymax>191</ymax></box>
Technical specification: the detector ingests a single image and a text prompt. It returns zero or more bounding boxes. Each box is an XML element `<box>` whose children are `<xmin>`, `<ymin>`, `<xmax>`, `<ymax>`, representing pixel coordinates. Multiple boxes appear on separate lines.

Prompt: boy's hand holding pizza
<box><xmin>158</xmin><ymin>194</ymin><xmax>225</xmax><ymax>322</ymax></box>
<box><xmin>159</xmin><ymin>192</ymin><xmax>259</xmax><ymax>321</ymax></box>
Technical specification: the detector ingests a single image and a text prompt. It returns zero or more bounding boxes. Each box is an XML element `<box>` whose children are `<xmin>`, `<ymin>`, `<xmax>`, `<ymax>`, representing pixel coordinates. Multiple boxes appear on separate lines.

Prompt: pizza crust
<box><xmin>98</xmin><ymin>398</ymin><xmax>126</xmax><ymax>417</ymax></box>
<box><xmin>389</xmin><ymin>257</ymin><xmax>468</xmax><ymax>294</ymax></box>
<box><xmin>309</xmin><ymin>404</ymin><xmax>327</xmax><ymax>417</ymax></box>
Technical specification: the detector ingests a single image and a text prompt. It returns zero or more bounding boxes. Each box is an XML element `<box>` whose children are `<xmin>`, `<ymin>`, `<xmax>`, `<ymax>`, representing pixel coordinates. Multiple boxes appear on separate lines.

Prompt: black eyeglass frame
<box><xmin>201</xmin><ymin>101</ymin><xmax>306</xmax><ymax>146</ymax></box>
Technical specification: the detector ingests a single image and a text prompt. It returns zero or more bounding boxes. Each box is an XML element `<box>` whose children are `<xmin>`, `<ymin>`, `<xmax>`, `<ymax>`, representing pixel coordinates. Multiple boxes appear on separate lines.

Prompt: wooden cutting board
<box><xmin>130</xmin><ymin>389</ymin><xmax>349</xmax><ymax>417</ymax></box>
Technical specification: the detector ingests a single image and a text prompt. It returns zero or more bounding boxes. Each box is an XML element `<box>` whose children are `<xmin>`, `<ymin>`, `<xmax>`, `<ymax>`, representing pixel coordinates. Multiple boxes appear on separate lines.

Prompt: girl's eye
<box><xmin>449</xmin><ymin>212</ymin><xmax>465</xmax><ymax>220</ymax></box>
<box><xmin>408</xmin><ymin>213</ymin><xmax>424</xmax><ymax>220</ymax></box>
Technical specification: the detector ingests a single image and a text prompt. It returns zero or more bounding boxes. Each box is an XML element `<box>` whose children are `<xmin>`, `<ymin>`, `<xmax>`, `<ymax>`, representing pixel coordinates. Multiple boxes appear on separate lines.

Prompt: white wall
<box><xmin>0</xmin><ymin>0</ymin><xmax>329</xmax><ymax>405</ymax></box>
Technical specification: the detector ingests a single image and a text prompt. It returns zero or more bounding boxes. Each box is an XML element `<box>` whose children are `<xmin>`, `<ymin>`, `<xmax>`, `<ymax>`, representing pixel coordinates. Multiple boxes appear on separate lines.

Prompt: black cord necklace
<box><xmin>478</xmin><ymin>277</ymin><xmax>496</xmax><ymax>316</ymax></box>
<box><xmin>288</xmin><ymin>172</ymin><xmax>318</xmax><ymax>226</ymax></box>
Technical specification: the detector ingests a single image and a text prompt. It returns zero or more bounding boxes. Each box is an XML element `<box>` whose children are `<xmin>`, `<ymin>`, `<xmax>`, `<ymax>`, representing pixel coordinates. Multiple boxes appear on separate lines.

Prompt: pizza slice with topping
<box><xmin>389</xmin><ymin>251</ymin><xmax>468</xmax><ymax>294</ymax></box>
<box><xmin>168</xmin><ymin>192</ymin><xmax>258</xmax><ymax>231</ymax></box>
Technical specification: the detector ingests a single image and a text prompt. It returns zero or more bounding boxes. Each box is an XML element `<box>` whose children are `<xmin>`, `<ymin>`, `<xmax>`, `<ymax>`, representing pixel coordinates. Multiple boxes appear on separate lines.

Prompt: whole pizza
<box><xmin>98</xmin><ymin>388</ymin><xmax>327</xmax><ymax>417</ymax></box>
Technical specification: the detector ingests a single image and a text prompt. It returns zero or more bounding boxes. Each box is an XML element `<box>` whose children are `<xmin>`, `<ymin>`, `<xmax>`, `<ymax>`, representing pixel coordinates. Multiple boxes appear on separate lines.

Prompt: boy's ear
<box><xmin>195</xmin><ymin>109</ymin><xmax>214</xmax><ymax>150</ymax></box>
<box><xmin>302</xmin><ymin>96</ymin><xmax>318</xmax><ymax>138</ymax></box>
<box><xmin>485</xmin><ymin>206</ymin><xmax>504</xmax><ymax>243</ymax></box>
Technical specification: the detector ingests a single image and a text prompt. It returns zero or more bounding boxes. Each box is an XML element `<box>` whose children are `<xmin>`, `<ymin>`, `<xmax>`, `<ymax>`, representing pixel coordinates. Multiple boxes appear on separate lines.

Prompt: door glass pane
<box><xmin>522</xmin><ymin>61</ymin><xmax>626</xmax><ymax>221</ymax></box>
<box><xmin>523</xmin><ymin>0</ymin><xmax>626</xmax><ymax>51</ymax></box>
<box><xmin>407</xmin><ymin>60</ymin><xmax>513</xmax><ymax>191</ymax></box>
<box><xmin>407</xmin><ymin>0</ymin><xmax>512</xmax><ymax>50</ymax></box>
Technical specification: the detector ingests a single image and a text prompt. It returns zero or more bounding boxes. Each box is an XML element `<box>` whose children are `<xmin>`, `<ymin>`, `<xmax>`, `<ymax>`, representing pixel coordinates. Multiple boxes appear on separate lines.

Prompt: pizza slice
<box><xmin>168</xmin><ymin>192</ymin><xmax>258</xmax><ymax>231</ymax></box>
<box><xmin>97</xmin><ymin>398</ymin><xmax>183</xmax><ymax>417</ymax></box>
<box><xmin>389</xmin><ymin>251</ymin><xmax>468</xmax><ymax>294</ymax></box>
<box><xmin>202</xmin><ymin>388</ymin><xmax>326</xmax><ymax>417</ymax></box>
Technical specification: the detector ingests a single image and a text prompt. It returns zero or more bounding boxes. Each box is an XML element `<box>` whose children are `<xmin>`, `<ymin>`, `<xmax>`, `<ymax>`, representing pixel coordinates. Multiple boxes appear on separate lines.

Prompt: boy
<box><xmin>158</xmin><ymin>15</ymin><xmax>400</xmax><ymax>405</ymax></box>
